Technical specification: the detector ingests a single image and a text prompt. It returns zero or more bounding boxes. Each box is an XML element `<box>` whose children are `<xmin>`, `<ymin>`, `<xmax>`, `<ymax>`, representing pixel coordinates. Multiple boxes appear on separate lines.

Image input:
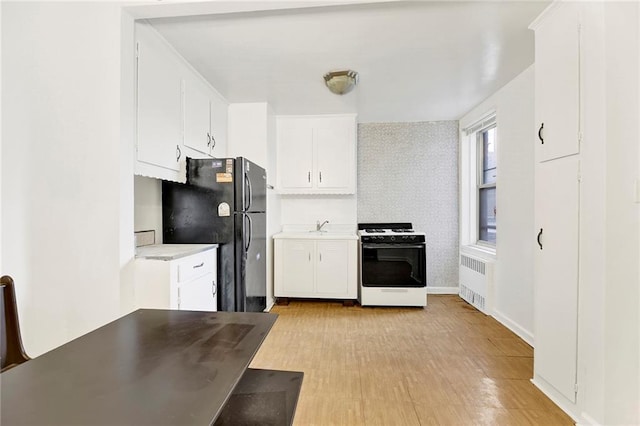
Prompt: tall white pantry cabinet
<box><xmin>530</xmin><ymin>1</ymin><xmax>582</xmax><ymax>408</ymax></box>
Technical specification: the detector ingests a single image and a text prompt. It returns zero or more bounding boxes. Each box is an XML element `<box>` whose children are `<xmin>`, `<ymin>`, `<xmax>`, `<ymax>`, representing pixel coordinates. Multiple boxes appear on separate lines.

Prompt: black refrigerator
<box><xmin>162</xmin><ymin>157</ymin><xmax>267</xmax><ymax>313</ymax></box>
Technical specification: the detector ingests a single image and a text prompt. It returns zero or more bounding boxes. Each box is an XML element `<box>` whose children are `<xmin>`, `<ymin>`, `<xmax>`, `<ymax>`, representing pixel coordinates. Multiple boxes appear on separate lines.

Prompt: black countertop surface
<box><xmin>0</xmin><ymin>309</ymin><xmax>277</xmax><ymax>425</ymax></box>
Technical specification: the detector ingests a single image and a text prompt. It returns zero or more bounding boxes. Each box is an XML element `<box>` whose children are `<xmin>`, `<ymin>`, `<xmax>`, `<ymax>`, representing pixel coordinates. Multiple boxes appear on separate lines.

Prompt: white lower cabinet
<box><xmin>534</xmin><ymin>156</ymin><xmax>580</xmax><ymax>403</ymax></box>
<box><xmin>274</xmin><ymin>236</ymin><xmax>357</xmax><ymax>299</ymax></box>
<box><xmin>135</xmin><ymin>247</ymin><xmax>217</xmax><ymax>311</ymax></box>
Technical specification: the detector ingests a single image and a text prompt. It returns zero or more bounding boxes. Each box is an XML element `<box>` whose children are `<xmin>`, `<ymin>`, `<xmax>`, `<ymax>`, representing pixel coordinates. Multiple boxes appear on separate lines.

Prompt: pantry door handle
<box><xmin>538</xmin><ymin>123</ymin><xmax>544</xmax><ymax>144</ymax></box>
<box><xmin>537</xmin><ymin>228</ymin><xmax>543</xmax><ymax>250</ymax></box>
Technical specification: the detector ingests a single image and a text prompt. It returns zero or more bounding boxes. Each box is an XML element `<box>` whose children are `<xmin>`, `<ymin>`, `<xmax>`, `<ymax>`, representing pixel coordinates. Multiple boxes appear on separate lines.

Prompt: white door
<box><xmin>534</xmin><ymin>156</ymin><xmax>580</xmax><ymax>403</ymax></box>
<box><xmin>280</xmin><ymin>240</ymin><xmax>315</xmax><ymax>296</ymax></box>
<box><xmin>178</xmin><ymin>272</ymin><xmax>217</xmax><ymax>311</ymax></box>
<box><xmin>136</xmin><ymin>39</ymin><xmax>183</xmax><ymax>171</ymax></box>
<box><xmin>535</xmin><ymin>2</ymin><xmax>580</xmax><ymax>162</ymax></box>
<box><xmin>315</xmin><ymin>240</ymin><xmax>349</xmax><ymax>296</ymax></box>
<box><xmin>277</xmin><ymin>119</ymin><xmax>313</xmax><ymax>190</ymax></box>
<box><xmin>314</xmin><ymin>118</ymin><xmax>354</xmax><ymax>191</ymax></box>
<box><xmin>183</xmin><ymin>80</ymin><xmax>212</xmax><ymax>155</ymax></box>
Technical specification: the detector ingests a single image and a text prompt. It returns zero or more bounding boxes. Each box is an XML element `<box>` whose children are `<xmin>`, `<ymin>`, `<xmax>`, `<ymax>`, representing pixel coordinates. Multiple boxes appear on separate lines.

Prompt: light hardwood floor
<box><xmin>250</xmin><ymin>295</ymin><xmax>574</xmax><ymax>426</ymax></box>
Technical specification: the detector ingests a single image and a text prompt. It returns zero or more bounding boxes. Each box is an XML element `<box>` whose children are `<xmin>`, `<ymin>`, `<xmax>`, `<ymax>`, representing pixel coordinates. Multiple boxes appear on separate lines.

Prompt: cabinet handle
<box><xmin>193</xmin><ymin>262</ymin><xmax>204</xmax><ymax>269</ymax></box>
<box><xmin>308</xmin><ymin>252</ymin><xmax>311</xmax><ymax>262</ymax></box>
<box><xmin>212</xmin><ymin>281</ymin><xmax>217</xmax><ymax>297</ymax></box>
<box><xmin>176</xmin><ymin>145</ymin><xmax>182</xmax><ymax>161</ymax></box>
<box><xmin>538</xmin><ymin>123</ymin><xmax>544</xmax><ymax>145</ymax></box>
<box><xmin>319</xmin><ymin>171</ymin><xmax>322</xmax><ymax>183</ymax></box>
<box><xmin>207</xmin><ymin>132</ymin><xmax>211</xmax><ymax>147</ymax></box>
<box><xmin>319</xmin><ymin>252</ymin><xmax>322</xmax><ymax>262</ymax></box>
<box><xmin>308</xmin><ymin>171</ymin><xmax>311</xmax><ymax>183</ymax></box>
<box><xmin>537</xmin><ymin>228</ymin><xmax>543</xmax><ymax>250</ymax></box>
<box><xmin>211</xmin><ymin>135</ymin><xmax>216</xmax><ymax>149</ymax></box>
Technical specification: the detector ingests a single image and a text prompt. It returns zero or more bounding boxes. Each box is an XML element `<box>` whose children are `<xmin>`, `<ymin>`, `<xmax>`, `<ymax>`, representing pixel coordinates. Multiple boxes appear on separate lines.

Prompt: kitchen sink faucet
<box><xmin>316</xmin><ymin>220</ymin><xmax>329</xmax><ymax>231</ymax></box>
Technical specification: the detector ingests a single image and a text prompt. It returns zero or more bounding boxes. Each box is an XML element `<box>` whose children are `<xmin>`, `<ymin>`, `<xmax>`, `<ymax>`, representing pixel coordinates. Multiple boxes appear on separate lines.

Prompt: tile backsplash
<box><xmin>357</xmin><ymin>121</ymin><xmax>459</xmax><ymax>288</ymax></box>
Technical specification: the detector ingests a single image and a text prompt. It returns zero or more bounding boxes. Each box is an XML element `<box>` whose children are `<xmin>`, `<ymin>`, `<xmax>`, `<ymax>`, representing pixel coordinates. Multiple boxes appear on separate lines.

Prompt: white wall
<box><xmin>280</xmin><ymin>195</ymin><xmax>357</xmax><ymax>227</ymax></box>
<box><xmin>357</xmin><ymin>121</ymin><xmax>459</xmax><ymax>290</ymax></box>
<box><xmin>601</xmin><ymin>3</ymin><xmax>639</xmax><ymax>424</ymax></box>
<box><xmin>459</xmin><ymin>66</ymin><xmax>535</xmax><ymax>342</ymax></box>
<box><xmin>1</xmin><ymin>2</ymin><xmax>124</xmax><ymax>356</ymax></box>
<box><xmin>227</xmin><ymin>103</ymin><xmax>269</xmax><ymax>168</ymax></box>
<box><xmin>134</xmin><ymin>176</ymin><xmax>163</xmax><ymax>241</ymax></box>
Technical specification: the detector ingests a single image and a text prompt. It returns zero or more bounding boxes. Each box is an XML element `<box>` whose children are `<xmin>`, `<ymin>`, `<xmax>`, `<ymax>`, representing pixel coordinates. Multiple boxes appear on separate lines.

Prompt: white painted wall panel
<box><xmin>1</xmin><ymin>2</ymin><xmax>123</xmax><ymax>356</ymax></box>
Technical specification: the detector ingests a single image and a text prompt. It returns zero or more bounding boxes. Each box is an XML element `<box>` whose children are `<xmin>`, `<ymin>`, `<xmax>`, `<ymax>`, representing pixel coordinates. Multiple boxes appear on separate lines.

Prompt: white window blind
<box><xmin>463</xmin><ymin>113</ymin><xmax>496</xmax><ymax>136</ymax></box>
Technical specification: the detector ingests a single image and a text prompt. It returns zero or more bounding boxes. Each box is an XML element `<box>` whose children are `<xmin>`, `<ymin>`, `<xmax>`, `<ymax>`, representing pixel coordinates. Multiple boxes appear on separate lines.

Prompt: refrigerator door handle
<box><xmin>245</xmin><ymin>213</ymin><xmax>253</xmax><ymax>253</ymax></box>
<box><xmin>244</xmin><ymin>171</ymin><xmax>253</xmax><ymax>211</ymax></box>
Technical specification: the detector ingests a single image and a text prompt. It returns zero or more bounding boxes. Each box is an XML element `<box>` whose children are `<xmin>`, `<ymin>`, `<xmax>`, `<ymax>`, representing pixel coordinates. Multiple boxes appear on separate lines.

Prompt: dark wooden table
<box><xmin>0</xmin><ymin>309</ymin><xmax>284</xmax><ymax>425</ymax></box>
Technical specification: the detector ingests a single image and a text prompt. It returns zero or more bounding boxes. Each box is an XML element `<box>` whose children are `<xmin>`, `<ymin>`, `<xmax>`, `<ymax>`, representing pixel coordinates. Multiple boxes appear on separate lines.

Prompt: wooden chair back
<box><xmin>1</xmin><ymin>275</ymin><xmax>30</xmax><ymax>372</ymax></box>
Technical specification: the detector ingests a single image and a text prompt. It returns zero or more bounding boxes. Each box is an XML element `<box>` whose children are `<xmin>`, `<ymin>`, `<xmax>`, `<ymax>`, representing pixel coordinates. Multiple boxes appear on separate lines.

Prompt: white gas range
<box><xmin>357</xmin><ymin>223</ymin><xmax>427</xmax><ymax>307</ymax></box>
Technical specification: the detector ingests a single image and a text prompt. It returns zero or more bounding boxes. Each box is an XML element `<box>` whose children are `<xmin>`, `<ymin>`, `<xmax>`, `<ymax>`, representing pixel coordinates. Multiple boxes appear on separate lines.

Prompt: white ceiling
<box><xmin>149</xmin><ymin>1</ymin><xmax>548</xmax><ymax>123</ymax></box>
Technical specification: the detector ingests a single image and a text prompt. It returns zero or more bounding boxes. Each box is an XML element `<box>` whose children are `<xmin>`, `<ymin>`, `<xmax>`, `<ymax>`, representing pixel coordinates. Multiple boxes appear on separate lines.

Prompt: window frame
<box><xmin>476</xmin><ymin>124</ymin><xmax>497</xmax><ymax>246</ymax></box>
<box><xmin>460</xmin><ymin>112</ymin><xmax>497</xmax><ymax>254</ymax></box>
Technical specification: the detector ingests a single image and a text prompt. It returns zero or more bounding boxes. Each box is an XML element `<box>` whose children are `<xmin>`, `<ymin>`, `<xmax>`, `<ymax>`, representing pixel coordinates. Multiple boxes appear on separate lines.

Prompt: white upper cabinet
<box><xmin>277</xmin><ymin>117</ymin><xmax>314</xmax><ymax>190</ymax></box>
<box><xmin>532</xmin><ymin>2</ymin><xmax>581</xmax><ymax>162</ymax></box>
<box><xmin>276</xmin><ymin>114</ymin><xmax>356</xmax><ymax>194</ymax></box>
<box><xmin>184</xmin><ymin>78</ymin><xmax>229</xmax><ymax>158</ymax></box>
<box><xmin>134</xmin><ymin>22</ymin><xmax>228</xmax><ymax>181</ymax></box>
<box><xmin>209</xmin><ymin>91</ymin><xmax>228</xmax><ymax>158</ymax></box>
<box><xmin>135</xmin><ymin>30</ymin><xmax>183</xmax><ymax>175</ymax></box>
<box><xmin>183</xmin><ymin>79</ymin><xmax>213</xmax><ymax>156</ymax></box>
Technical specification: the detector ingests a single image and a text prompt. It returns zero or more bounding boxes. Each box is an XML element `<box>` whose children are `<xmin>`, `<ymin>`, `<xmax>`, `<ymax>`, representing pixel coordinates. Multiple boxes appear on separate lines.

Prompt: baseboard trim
<box><xmin>577</xmin><ymin>412</ymin><xmax>602</xmax><ymax>426</ymax></box>
<box><xmin>531</xmin><ymin>377</ymin><xmax>581</xmax><ymax>423</ymax></box>
<box><xmin>427</xmin><ymin>286</ymin><xmax>459</xmax><ymax>295</ymax></box>
<box><xmin>491</xmin><ymin>308</ymin><xmax>535</xmax><ymax>347</ymax></box>
<box><xmin>265</xmin><ymin>298</ymin><xmax>275</xmax><ymax>312</ymax></box>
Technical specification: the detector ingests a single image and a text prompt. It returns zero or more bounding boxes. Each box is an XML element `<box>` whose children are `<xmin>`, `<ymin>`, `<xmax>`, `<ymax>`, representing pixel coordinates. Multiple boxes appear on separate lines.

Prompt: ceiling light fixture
<box><xmin>323</xmin><ymin>70</ymin><xmax>359</xmax><ymax>95</ymax></box>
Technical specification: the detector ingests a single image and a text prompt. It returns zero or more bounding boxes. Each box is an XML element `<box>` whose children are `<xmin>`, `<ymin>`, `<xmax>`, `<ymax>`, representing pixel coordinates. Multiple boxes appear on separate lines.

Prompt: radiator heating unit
<box><xmin>459</xmin><ymin>253</ymin><xmax>494</xmax><ymax>314</ymax></box>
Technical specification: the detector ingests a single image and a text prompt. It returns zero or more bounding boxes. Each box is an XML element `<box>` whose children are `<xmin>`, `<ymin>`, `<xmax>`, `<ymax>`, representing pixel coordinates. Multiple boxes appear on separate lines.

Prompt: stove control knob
<box><xmin>409</xmin><ymin>235</ymin><xmax>416</xmax><ymax>240</ymax></box>
<box><xmin>402</xmin><ymin>235</ymin><xmax>408</xmax><ymax>240</ymax></box>
<box><xmin>390</xmin><ymin>236</ymin><xmax>395</xmax><ymax>241</ymax></box>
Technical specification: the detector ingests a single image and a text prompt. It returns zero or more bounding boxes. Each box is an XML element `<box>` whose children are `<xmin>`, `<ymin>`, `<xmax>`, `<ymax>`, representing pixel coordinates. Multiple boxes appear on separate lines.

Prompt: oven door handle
<box><xmin>361</xmin><ymin>243</ymin><xmax>425</xmax><ymax>249</ymax></box>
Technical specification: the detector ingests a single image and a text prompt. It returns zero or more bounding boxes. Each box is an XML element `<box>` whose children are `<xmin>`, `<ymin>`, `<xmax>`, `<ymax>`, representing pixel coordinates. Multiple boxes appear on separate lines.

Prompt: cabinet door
<box><xmin>535</xmin><ymin>2</ymin><xmax>580</xmax><ymax>162</ymax></box>
<box><xmin>315</xmin><ymin>240</ymin><xmax>350</xmax><ymax>296</ymax></box>
<box><xmin>178</xmin><ymin>272</ymin><xmax>217</xmax><ymax>311</ymax></box>
<box><xmin>278</xmin><ymin>239</ymin><xmax>314</xmax><ymax>296</ymax></box>
<box><xmin>534</xmin><ymin>157</ymin><xmax>579</xmax><ymax>403</ymax></box>
<box><xmin>209</xmin><ymin>91</ymin><xmax>228</xmax><ymax>158</ymax></box>
<box><xmin>277</xmin><ymin>118</ymin><xmax>313</xmax><ymax>190</ymax></box>
<box><xmin>314</xmin><ymin>117</ymin><xmax>355</xmax><ymax>192</ymax></box>
<box><xmin>136</xmin><ymin>39</ymin><xmax>183</xmax><ymax>171</ymax></box>
<box><xmin>184</xmin><ymin>80</ymin><xmax>212</xmax><ymax>155</ymax></box>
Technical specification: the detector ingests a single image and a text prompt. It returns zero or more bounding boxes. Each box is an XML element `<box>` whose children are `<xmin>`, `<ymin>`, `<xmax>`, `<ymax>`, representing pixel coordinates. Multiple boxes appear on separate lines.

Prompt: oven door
<box><xmin>361</xmin><ymin>243</ymin><xmax>426</xmax><ymax>288</ymax></box>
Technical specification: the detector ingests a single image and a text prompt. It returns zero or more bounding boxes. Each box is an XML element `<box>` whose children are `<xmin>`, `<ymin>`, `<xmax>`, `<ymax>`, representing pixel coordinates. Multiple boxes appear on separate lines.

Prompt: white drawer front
<box><xmin>177</xmin><ymin>250</ymin><xmax>215</xmax><ymax>283</ymax></box>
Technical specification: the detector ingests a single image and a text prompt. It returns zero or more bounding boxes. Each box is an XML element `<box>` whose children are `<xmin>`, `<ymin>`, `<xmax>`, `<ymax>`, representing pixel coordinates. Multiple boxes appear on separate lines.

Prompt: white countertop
<box><xmin>273</xmin><ymin>231</ymin><xmax>358</xmax><ymax>240</ymax></box>
<box><xmin>135</xmin><ymin>244</ymin><xmax>218</xmax><ymax>261</ymax></box>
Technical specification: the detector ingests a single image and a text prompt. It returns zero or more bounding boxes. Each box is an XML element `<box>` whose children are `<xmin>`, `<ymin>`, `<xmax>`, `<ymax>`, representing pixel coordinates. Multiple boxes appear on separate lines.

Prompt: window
<box><xmin>461</xmin><ymin>113</ymin><xmax>497</xmax><ymax>249</ymax></box>
<box><xmin>478</xmin><ymin>126</ymin><xmax>497</xmax><ymax>244</ymax></box>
